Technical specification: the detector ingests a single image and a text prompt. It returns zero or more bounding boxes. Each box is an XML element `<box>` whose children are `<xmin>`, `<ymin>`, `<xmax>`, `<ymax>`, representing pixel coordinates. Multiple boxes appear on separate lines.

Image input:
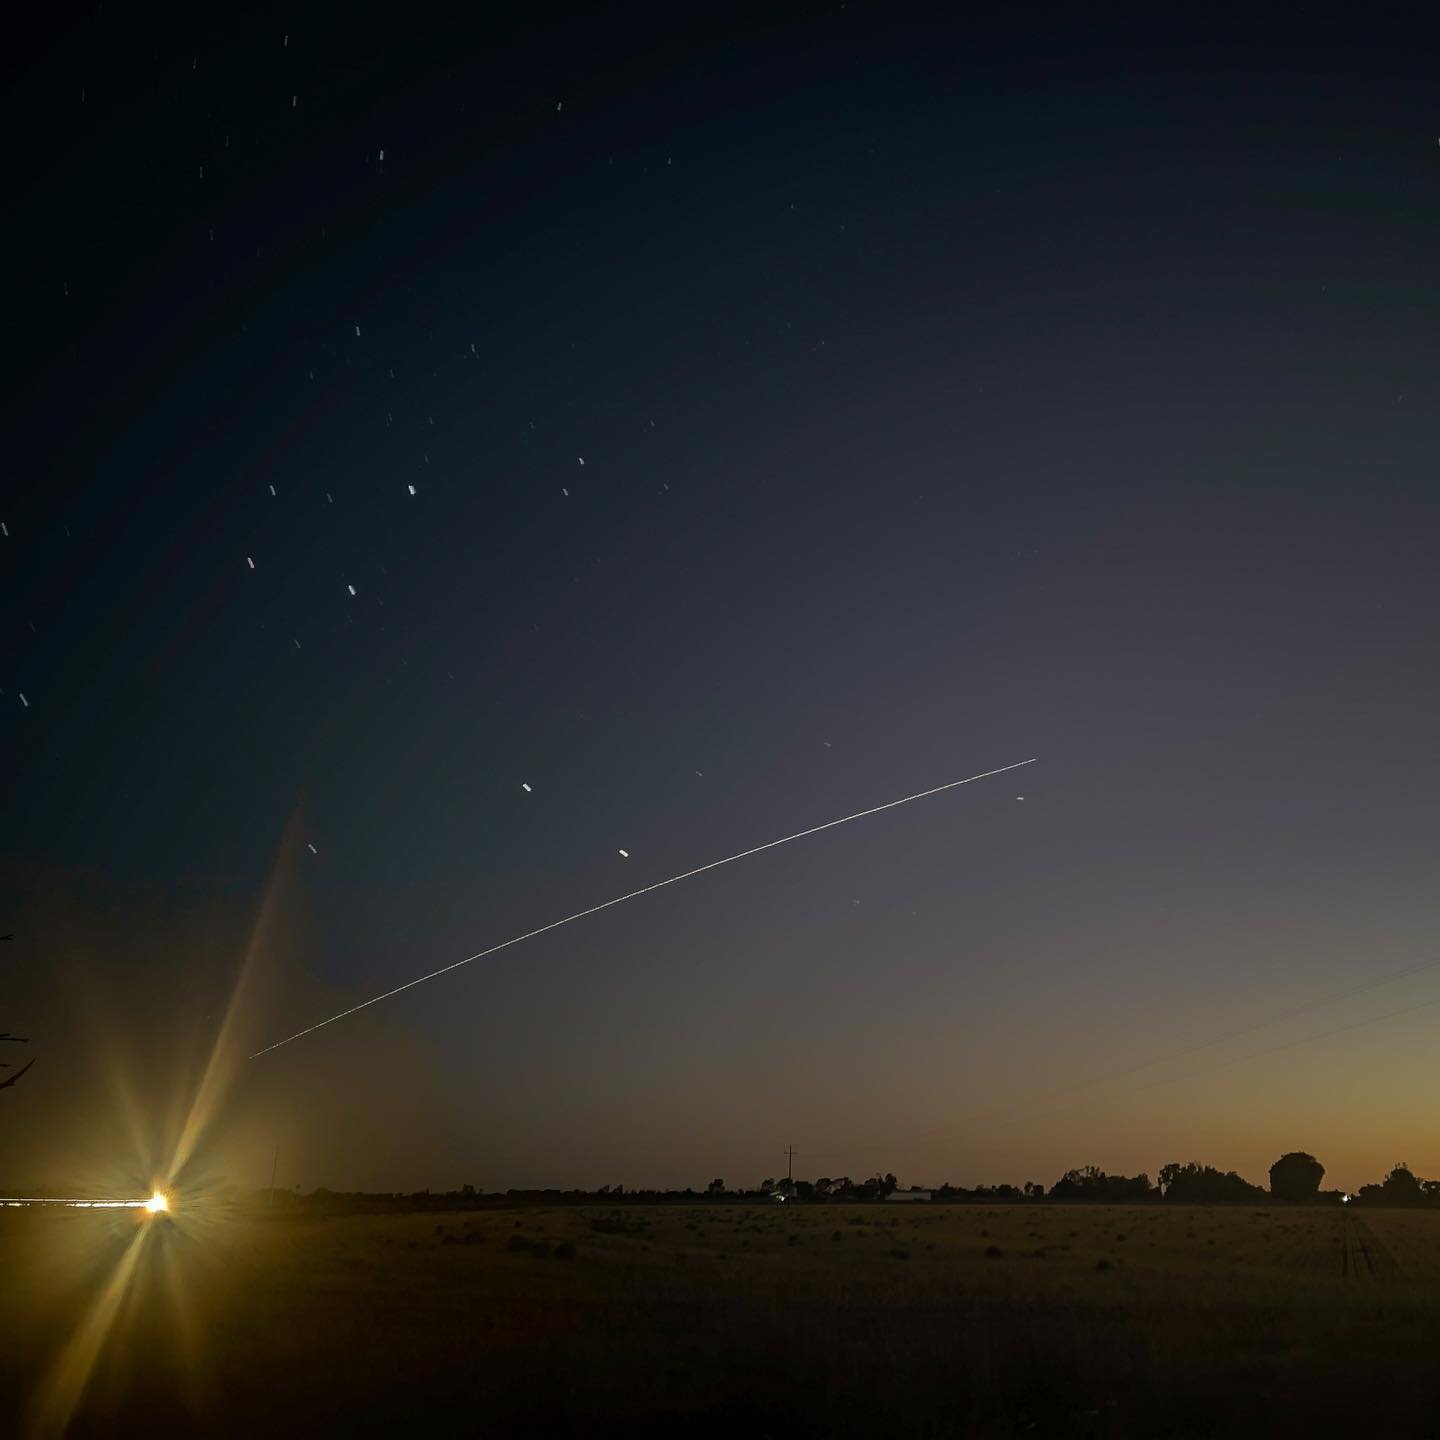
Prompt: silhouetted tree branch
<box><xmin>1</xmin><ymin>933</ymin><xmax>33</xmax><ymax>1092</ymax></box>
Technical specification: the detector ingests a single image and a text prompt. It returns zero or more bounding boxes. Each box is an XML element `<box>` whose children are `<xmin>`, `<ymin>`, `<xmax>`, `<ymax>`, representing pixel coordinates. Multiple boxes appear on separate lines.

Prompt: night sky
<box><xmin>4</xmin><ymin>7</ymin><xmax>1438</xmax><ymax>1197</ymax></box>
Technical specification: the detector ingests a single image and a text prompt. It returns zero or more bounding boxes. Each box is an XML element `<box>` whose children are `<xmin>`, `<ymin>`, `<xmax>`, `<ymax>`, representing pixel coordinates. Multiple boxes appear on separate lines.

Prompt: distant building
<box><xmin>885</xmin><ymin>1188</ymin><xmax>933</xmax><ymax>1202</ymax></box>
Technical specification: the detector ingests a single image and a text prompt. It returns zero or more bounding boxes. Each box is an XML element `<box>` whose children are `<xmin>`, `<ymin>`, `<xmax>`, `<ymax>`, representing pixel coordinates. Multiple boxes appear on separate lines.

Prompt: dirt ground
<box><xmin>6</xmin><ymin>1201</ymin><xmax>1440</xmax><ymax>1437</ymax></box>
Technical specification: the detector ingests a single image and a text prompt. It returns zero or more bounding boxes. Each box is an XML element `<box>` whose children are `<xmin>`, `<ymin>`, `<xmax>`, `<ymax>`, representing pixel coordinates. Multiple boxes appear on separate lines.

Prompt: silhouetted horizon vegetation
<box><xmin>235</xmin><ymin>1155</ymin><xmax>1440</xmax><ymax>1216</ymax></box>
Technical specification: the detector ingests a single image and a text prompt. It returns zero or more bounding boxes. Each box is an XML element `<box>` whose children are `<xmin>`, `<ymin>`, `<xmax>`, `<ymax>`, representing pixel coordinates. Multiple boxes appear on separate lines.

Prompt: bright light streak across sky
<box><xmin>251</xmin><ymin>758</ymin><xmax>1037</xmax><ymax>1058</ymax></box>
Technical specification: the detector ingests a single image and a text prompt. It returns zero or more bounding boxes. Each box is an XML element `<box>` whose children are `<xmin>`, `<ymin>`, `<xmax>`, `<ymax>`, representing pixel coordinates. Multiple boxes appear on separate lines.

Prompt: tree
<box><xmin>1269</xmin><ymin>1152</ymin><xmax>1325</xmax><ymax>1203</ymax></box>
<box><xmin>1380</xmin><ymin>1164</ymin><xmax>1423</xmax><ymax>1206</ymax></box>
<box><xmin>1050</xmin><ymin>1166</ymin><xmax>1156</xmax><ymax>1202</ymax></box>
<box><xmin>1383</xmin><ymin>1164</ymin><xmax>1420</xmax><ymax>1196</ymax></box>
<box><xmin>861</xmin><ymin>1172</ymin><xmax>898</xmax><ymax>1198</ymax></box>
<box><xmin>707</xmin><ymin>1178</ymin><xmax>725</xmax><ymax>1194</ymax></box>
<box><xmin>1158</xmin><ymin>1162</ymin><xmax>1266</xmax><ymax>1204</ymax></box>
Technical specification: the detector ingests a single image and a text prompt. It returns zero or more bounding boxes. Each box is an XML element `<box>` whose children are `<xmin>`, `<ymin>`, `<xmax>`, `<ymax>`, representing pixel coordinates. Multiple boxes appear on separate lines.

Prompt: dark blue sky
<box><xmin>4</xmin><ymin>7</ymin><xmax>1438</xmax><ymax>1193</ymax></box>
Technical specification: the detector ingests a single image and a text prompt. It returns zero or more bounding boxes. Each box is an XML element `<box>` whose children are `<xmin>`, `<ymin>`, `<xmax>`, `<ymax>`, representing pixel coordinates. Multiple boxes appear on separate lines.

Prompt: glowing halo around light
<box><xmin>23</xmin><ymin>815</ymin><xmax>305</xmax><ymax>1439</ymax></box>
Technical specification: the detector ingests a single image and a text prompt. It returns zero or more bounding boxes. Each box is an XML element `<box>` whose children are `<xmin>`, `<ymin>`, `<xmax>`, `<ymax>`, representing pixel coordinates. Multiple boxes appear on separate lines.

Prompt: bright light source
<box><xmin>144</xmin><ymin>1192</ymin><xmax>169</xmax><ymax>1214</ymax></box>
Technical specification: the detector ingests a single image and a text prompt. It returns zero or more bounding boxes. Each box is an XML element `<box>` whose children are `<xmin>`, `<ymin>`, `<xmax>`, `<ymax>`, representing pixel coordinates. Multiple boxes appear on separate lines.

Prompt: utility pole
<box><xmin>785</xmin><ymin>1145</ymin><xmax>797</xmax><ymax>1185</ymax></box>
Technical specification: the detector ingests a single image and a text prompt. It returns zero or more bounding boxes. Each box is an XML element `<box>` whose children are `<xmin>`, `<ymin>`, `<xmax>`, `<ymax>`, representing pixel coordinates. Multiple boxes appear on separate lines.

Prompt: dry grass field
<box><xmin>6</xmin><ymin>1201</ymin><xmax>1440</xmax><ymax>1437</ymax></box>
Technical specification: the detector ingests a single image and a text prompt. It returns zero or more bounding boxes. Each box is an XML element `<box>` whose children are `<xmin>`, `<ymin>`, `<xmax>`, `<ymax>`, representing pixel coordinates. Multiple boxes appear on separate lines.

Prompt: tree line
<box><xmin>935</xmin><ymin>1153</ymin><xmax>1440</xmax><ymax>1207</ymax></box>
<box><xmin>239</xmin><ymin>1154</ymin><xmax>1440</xmax><ymax>1216</ymax></box>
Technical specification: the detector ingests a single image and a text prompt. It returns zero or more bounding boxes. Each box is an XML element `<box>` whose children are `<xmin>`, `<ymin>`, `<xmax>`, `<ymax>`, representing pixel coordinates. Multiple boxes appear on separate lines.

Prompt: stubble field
<box><xmin>6</xmin><ymin>1201</ymin><xmax>1440</xmax><ymax>1437</ymax></box>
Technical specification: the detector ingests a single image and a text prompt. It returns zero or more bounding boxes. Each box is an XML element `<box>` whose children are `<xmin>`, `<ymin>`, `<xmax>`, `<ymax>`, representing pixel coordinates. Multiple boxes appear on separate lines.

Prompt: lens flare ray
<box><xmin>251</xmin><ymin>758</ymin><xmax>1037</xmax><ymax>1058</ymax></box>
<box><xmin>28</xmin><ymin>1227</ymin><xmax>151</xmax><ymax>1437</ymax></box>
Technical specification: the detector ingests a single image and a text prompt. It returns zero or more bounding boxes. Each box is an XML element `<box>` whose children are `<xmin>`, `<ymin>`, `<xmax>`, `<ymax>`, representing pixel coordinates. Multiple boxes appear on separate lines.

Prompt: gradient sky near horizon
<box><xmin>3</xmin><ymin>7</ymin><xmax>1438</xmax><ymax>1197</ymax></box>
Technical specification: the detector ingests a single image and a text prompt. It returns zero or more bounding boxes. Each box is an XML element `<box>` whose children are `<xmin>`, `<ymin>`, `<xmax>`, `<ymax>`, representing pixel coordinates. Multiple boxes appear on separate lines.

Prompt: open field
<box><xmin>6</xmin><ymin>1201</ymin><xmax>1440</xmax><ymax>1437</ymax></box>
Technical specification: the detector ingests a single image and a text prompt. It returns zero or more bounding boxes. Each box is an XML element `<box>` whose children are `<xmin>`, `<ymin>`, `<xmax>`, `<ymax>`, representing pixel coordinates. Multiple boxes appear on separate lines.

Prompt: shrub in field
<box><xmin>589</xmin><ymin>1216</ymin><xmax>645</xmax><ymax>1237</ymax></box>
